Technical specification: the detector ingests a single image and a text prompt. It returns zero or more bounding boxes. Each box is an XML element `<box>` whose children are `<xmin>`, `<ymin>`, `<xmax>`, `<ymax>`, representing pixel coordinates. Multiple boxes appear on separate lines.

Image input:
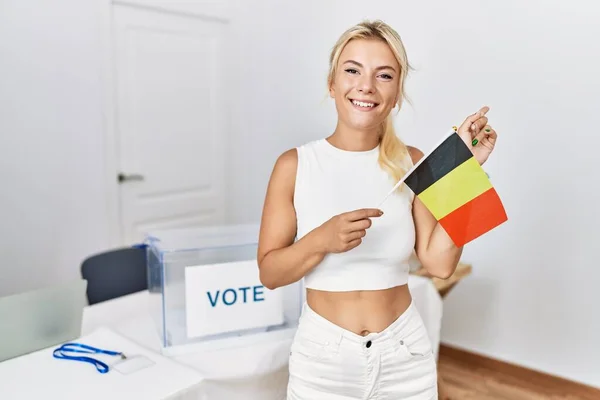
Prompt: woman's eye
<box><xmin>345</xmin><ymin>68</ymin><xmax>359</xmax><ymax>74</ymax></box>
<box><xmin>380</xmin><ymin>74</ymin><xmax>393</xmax><ymax>80</ymax></box>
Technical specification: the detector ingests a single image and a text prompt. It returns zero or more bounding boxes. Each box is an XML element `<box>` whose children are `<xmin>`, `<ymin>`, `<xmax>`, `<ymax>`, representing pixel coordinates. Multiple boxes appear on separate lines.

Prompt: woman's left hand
<box><xmin>456</xmin><ymin>106</ymin><xmax>498</xmax><ymax>166</ymax></box>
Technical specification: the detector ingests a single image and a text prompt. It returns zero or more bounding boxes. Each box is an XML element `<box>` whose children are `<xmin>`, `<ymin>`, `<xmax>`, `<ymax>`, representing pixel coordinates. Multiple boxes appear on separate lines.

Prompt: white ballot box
<box><xmin>145</xmin><ymin>224</ymin><xmax>302</xmax><ymax>356</ymax></box>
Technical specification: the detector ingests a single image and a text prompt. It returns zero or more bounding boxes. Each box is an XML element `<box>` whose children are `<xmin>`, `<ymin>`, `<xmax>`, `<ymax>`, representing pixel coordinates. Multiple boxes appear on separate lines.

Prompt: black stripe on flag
<box><xmin>404</xmin><ymin>132</ymin><xmax>473</xmax><ymax>195</ymax></box>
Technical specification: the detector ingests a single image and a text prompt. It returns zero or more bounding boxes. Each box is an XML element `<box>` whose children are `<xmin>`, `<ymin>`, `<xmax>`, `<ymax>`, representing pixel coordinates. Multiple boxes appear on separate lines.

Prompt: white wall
<box><xmin>1</xmin><ymin>0</ymin><xmax>598</xmax><ymax>390</ymax></box>
<box><xmin>0</xmin><ymin>0</ymin><xmax>231</xmax><ymax>297</ymax></box>
<box><xmin>0</xmin><ymin>0</ymin><xmax>112</xmax><ymax>296</ymax></box>
<box><xmin>227</xmin><ymin>0</ymin><xmax>600</xmax><ymax>389</ymax></box>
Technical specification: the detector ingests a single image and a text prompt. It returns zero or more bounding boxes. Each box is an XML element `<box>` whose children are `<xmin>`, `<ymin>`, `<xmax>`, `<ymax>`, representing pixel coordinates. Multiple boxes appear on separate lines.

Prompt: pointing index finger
<box><xmin>346</xmin><ymin>208</ymin><xmax>384</xmax><ymax>221</ymax></box>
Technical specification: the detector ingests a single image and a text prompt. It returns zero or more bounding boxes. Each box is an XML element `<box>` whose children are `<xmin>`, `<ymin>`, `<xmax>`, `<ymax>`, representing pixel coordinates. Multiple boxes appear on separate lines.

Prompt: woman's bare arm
<box><xmin>408</xmin><ymin>146</ymin><xmax>463</xmax><ymax>279</ymax></box>
<box><xmin>257</xmin><ymin>149</ymin><xmax>326</xmax><ymax>290</ymax></box>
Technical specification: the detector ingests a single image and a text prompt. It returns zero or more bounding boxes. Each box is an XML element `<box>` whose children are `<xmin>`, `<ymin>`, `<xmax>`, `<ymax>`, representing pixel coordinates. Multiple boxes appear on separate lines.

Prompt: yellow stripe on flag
<box><xmin>417</xmin><ymin>157</ymin><xmax>492</xmax><ymax>219</ymax></box>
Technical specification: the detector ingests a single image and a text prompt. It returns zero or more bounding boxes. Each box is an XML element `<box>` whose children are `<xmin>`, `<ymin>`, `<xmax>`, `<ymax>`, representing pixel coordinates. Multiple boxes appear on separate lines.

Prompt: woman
<box><xmin>257</xmin><ymin>19</ymin><xmax>497</xmax><ymax>399</ymax></box>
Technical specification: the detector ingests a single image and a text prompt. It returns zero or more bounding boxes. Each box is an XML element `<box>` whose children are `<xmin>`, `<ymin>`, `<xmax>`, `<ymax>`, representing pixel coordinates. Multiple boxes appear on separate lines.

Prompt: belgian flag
<box><xmin>380</xmin><ymin>128</ymin><xmax>508</xmax><ymax>247</ymax></box>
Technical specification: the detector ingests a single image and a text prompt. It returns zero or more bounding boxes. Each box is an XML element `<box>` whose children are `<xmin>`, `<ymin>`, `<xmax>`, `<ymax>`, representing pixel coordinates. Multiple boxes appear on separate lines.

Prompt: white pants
<box><xmin>287</xmin><ymin>301</ymin><xmax>438</xmax><ymax>400</ymax></box>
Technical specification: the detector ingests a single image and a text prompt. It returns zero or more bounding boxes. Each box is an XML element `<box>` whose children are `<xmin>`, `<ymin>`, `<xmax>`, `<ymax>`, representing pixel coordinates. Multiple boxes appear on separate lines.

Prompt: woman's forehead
<box><xmin>339</xmin><ymin>39</ymin><xmax>398</xmax><ymax>70</ymax></box>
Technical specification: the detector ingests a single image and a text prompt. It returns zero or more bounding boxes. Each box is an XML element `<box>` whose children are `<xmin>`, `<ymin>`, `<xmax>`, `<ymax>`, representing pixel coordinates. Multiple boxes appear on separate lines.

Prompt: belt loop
<box><xmin>335</xmin><ymin>330</ymin><xmax>344</xmax><ymax>346</ymax></box>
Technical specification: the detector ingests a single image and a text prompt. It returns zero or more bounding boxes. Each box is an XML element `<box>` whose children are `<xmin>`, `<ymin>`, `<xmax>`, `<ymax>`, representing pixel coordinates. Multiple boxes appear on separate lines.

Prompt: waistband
<box><xmin>299</xmin><ymin>300</ymin><xmax>419</xmax><ymax>347</ymax></box>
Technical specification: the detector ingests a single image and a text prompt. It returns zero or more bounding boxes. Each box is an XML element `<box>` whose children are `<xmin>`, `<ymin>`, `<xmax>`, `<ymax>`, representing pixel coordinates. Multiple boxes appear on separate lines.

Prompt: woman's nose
<box><xmin>357</xmin><ymin>76</ymin><xmax>375</xmax><ymax>93</ymax></box>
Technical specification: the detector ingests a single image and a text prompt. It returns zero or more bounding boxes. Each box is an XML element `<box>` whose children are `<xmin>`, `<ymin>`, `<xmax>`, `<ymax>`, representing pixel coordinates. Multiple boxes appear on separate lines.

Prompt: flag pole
<box><xmin>377</xmin><ymin>127</ymin><xmax>458</xmax><ymax>208</ymax></box>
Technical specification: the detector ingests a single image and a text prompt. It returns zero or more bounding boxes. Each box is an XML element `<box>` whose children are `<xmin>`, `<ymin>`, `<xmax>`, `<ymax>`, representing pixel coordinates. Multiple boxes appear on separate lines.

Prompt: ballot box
<box><xmin>145</xmin><ymin>224</ymin><xmax>303</xmax><ymax>356</ymax></box>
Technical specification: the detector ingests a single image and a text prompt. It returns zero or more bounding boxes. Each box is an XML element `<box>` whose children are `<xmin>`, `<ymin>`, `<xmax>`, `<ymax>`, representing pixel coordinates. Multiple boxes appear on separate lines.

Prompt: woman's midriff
<box><xmin>305</xmin><ymin>284</ymin><xmax>412</xmax><ymax>336</ymax></box>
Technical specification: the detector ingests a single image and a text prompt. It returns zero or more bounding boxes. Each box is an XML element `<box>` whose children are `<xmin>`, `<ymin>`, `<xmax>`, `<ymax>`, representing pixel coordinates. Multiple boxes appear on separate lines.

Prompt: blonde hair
<box><xmin>327</xmin><ymin>20</ymin><xmax>413</xmax><ymax>190</ymax></box>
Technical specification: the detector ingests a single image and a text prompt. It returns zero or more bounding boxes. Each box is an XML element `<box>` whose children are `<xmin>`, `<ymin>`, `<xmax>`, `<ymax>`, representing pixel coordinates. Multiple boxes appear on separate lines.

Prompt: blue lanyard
<box><xmin>53</xmin><ymin>343</ymin><xmax>125</xmax><ymax>374</ymax></box>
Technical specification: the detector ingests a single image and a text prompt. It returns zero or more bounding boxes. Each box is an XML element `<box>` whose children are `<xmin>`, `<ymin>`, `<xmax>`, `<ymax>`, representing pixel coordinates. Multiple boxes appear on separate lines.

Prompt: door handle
<box><xmin>118</xmin><ymin>173</ymin><xmax>145</xmax><ymax>183</ymax></box>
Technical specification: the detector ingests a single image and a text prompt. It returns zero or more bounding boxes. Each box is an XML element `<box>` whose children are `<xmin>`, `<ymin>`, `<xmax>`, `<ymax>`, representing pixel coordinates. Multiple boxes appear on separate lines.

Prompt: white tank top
<box><xmin>294</xmin><ymin>138</ymin><xmax>416</xmax><ymax>292</ymax></box>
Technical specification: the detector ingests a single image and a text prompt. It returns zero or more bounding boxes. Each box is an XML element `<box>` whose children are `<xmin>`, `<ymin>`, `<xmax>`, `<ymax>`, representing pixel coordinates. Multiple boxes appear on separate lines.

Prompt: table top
<box><xmin>0</xmin><ymin>275</ymin><xmax>441</xmax><ymax>400</ymax></box>
<box><xmin>0</xmin><ymin>327</ymin><xmax>204</xmax><ymax>400</ymax></box>
<box><xmin>0</xmin><ymin>274</ymin><xmax>444</xmax><ymax>400</ymax></box>
<box><xmin>80</xmin><ymin>290</ymin><xmax>296</xmax><ymax>380</ymax></box>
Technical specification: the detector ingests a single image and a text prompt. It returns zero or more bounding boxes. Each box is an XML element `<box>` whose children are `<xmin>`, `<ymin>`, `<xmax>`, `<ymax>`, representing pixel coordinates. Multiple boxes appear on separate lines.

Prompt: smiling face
<box><xmin>329</xmin><ymin>38</ymin><xmax>401</xmax><ymax>134</ymax></box>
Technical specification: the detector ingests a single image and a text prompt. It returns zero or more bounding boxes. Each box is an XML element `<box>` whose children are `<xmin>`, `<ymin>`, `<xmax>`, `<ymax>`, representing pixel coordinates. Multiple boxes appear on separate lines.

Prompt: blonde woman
<box><xmin>257</xmin><ymin>20</ymin><xmax>497</xmax><ymax>399</ymax></box>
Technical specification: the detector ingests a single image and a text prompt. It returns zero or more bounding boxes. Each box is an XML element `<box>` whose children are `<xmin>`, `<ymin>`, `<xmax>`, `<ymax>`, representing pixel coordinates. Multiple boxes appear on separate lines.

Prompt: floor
<box><xmin>437</xmin><ymin>350</ymin><xmax>599</xmax><ymax>400</ymax></box>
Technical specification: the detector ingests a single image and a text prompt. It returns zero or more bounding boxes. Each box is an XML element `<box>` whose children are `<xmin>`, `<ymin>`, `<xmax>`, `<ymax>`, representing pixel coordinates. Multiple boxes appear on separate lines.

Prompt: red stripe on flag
<box><xmin>439</xmin><ymin>187</ymin><xmax>508</xmax><ymax>247</ymax></box>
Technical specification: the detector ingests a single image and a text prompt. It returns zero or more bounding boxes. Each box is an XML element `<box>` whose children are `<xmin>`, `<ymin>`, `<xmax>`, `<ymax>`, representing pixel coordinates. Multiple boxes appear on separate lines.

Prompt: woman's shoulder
<box><xmin>270</xmin><ymin>138</ymin><xmax>325</xmax><ymax>182</ymax></box>
<box><xmin>276</xmin><ymin>139</ymin><xmax>324</xmax><ymax>164</ymax></box>
<box><xmin>272</xmin><ymin>148</ymin><xmax>298</xmax><ymax>176</ymax></box>
<box><xmin>264</xmin><ymin>148</ymin><xmax>298</xmax><ymax>203</ymax></box>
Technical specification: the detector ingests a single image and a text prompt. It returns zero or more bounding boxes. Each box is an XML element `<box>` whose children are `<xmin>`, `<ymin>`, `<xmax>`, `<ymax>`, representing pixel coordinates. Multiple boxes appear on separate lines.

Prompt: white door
<box><xmin>111</xmin><ymin>4</ymin><xmax>229</xmax><ymax>244</ymax></box>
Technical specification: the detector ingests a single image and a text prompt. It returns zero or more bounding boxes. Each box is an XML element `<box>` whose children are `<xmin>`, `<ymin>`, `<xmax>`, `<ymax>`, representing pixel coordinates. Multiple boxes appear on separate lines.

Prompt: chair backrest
<box><xmin>81</xmin><ymin>247</ymin><xmax>147</xmax><ymax>305</ymax></box>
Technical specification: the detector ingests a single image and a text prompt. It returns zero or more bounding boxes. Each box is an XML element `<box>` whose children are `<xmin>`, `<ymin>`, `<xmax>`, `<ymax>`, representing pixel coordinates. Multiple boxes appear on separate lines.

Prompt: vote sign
<box><xmin>184</xmin><ymin>260</ymin><xmax>284</xmax><ymax>338</ymax></box>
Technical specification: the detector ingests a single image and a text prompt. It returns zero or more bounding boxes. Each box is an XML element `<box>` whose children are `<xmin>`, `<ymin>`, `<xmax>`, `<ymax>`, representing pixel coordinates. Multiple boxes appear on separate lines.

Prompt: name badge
<box><xmin>184</xmin><ymin>260</ymin><xmax>284</xmax><ymax>338</ymax></box>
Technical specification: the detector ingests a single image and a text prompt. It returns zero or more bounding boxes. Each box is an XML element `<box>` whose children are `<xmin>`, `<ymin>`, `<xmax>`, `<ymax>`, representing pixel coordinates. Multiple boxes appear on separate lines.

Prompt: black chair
<box><xmin>81</xmin><ymin>246</ymin><xmax>147</xmax><ymax>305</ymax></box>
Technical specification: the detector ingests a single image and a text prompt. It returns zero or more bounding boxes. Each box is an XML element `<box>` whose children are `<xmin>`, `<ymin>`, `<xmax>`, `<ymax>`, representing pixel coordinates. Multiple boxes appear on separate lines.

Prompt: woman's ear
<box><xmin>393</xmin><ymin>95</ymin><xmax>401</xmax><ymax>111</ymax></box>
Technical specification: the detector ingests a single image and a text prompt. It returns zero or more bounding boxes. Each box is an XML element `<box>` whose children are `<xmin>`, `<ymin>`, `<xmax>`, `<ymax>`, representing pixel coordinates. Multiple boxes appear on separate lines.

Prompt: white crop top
<box><xmin>294</xmin><ymin>138</ymin><xmax>416</xmax><ymax>292</ymax></box>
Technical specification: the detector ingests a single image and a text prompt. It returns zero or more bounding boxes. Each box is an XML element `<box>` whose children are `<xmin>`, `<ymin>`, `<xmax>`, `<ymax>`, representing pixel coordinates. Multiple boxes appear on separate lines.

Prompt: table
<box><xmin>81</xmin><ymin>274</ymin><xmax>443</xmax><ymax>399</ymax></box>
<box><xmin>0</xmin><ymin>275</ymin><xmax>444</xmax><ymax>400</ymax></box>
<box><xmin>81</xmin><ymin>292</ymin><xmax>293</xmax><ymax>399</ymax></box>
<box><xmin>0</xmin><ymin>327</ymin><xmax>205</xmax><ymax>400</ymax></box>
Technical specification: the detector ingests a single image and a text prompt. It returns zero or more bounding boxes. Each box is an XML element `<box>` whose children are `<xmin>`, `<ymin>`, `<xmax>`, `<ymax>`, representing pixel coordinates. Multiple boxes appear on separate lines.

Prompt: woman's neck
<box><xmin>327</xmin><ymin>121</ymin><xmax>381</xmax><ymax>151</ymax></box>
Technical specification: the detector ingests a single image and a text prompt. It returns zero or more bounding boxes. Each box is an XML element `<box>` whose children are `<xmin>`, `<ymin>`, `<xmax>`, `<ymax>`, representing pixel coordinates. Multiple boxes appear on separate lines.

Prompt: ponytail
<box><xmin>378</xmin><ymin>114</ymin><xmax>411</xmax><ymax>192</ymax></box>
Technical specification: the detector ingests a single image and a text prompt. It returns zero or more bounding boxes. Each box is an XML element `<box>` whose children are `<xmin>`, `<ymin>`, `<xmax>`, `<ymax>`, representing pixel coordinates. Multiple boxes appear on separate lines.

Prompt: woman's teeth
<box><xmin>351</xmin><ymin>100</ymin><xmax>376</xmax><ymax>108</ymax></box>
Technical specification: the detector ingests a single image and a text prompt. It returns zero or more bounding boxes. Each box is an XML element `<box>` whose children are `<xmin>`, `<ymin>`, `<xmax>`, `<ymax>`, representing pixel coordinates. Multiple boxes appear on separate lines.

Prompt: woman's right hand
<box><xmin>316</xmin><ymin>208</ymin><xmax>383</xmax><ymax>254</ymax></box>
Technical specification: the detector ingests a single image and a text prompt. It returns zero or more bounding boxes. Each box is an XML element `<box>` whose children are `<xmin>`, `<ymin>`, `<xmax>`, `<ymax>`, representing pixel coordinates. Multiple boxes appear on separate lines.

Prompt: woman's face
<box><xmin>330</xmin><ymin>38</ymin><xmax>400</xmax><ymax>133</ymax></box>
